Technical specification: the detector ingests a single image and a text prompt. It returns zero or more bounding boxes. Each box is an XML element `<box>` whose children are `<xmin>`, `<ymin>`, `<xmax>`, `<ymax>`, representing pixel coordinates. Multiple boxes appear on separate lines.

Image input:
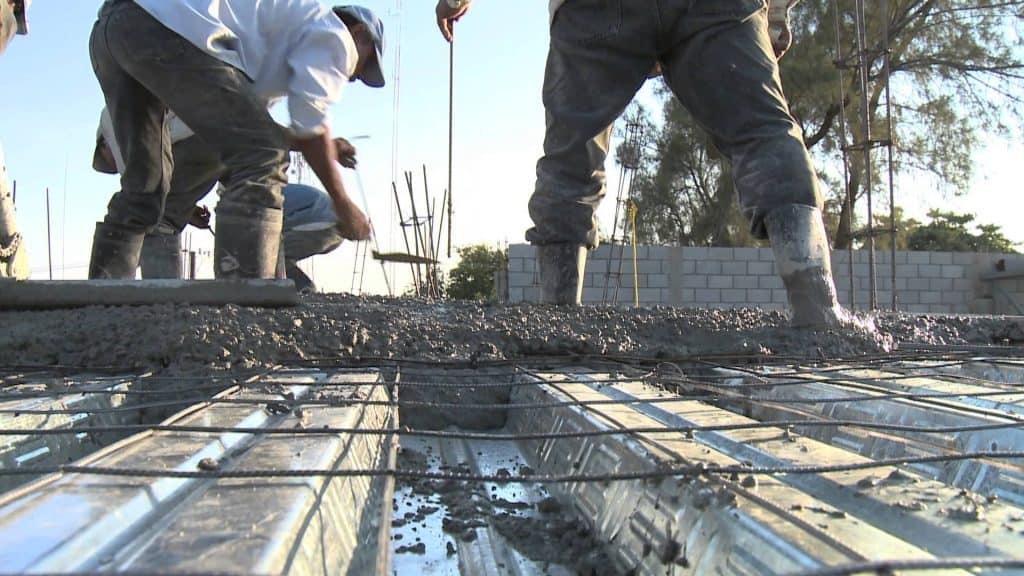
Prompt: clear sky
<box><xmin>0</xmin><ymin>1</ymin><xmax>1019</xmax><ymax>294</ymax></box>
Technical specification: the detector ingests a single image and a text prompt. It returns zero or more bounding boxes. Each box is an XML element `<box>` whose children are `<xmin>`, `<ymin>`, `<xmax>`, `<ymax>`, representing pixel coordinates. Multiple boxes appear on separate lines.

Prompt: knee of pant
<box><xmin>734</xmin><ymin>141</ymin><xmax>820</xmax><ymax>209</ymax></box>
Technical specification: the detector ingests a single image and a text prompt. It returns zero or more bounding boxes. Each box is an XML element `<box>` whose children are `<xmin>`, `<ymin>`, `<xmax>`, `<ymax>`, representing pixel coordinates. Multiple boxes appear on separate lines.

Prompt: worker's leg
<box><xmin>161</xmin><ymin>137</ymin><xmax>225</xmax><ymax>232</ymax></box>
<box><xmin>139</xmin><ymin>227</ymin><xmax>182</xmax><ymax>279</ymax></box>
<box><xmin>88</xmin><ymin>1</ymin><xmax>171</xmax><ymax>278</ymax></box>
<box><xmin>140</xmin><ymin>137</ymin><xmax>225</xmax><ymax>279</ymax></box>
<box><xmin>283</xmin><ymin>227</ymin><xmax>344</xmax><ymax>264</ymax></box>
<box><xmin>0</xmin><ymin>145</ymin><xmax>28</xmax><ymax>279</ymax></box>
<box><xmin>662</xmin><ymin>1</ymin><xmax>844</xmax><ymax>327</ymax></box>
<box><xmin>529</xmin><ymin>0</ymin><xmax>658</xmax><ymax>303</ymax></box>
<box><xmin>100</xmin><ymin>3</ymin><xmax>288</xmax><ymax>279</ymax></box>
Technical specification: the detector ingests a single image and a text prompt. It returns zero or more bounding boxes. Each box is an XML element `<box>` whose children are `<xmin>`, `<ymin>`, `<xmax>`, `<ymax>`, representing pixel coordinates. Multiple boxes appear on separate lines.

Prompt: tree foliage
<box><xmin>624</xmin><ymin>0</ymin><xmax>1024</xmax><ymax>248</ymax></box>
<box><xmin>446</xmin><ymin>244</ymin><xmax>508</xmax><ymax>301</ymax></box>
<box><xmin>906</xmin><ymin>209</ymin><xmax>1018</xmax><ymax>253</ymax></box>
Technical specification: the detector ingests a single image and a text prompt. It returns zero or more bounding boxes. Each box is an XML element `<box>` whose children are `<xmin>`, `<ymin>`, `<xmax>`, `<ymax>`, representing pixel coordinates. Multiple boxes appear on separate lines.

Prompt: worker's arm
<box><xmin>435</xmin><ymin>0</ymin><xmax>472</xmax><ymax>42</ymax></box>
<box><xmin>283</xmin><ymin>11</ymin><xmax>369</xmax><ymax>240</ymax></box>
<box><xmin>288</xmin><ymin>136</ymin><xmax>357</xmax><ymax>168</ymax></box>
<box><xmin>768</xmin><ymin>0</ymin><xmax>800</xmax><ymax>59</ymax></box>
<box><xmin>293</xmin><ymin>130</ymin><xmax>371</xmax><ymax>241</ymax></box>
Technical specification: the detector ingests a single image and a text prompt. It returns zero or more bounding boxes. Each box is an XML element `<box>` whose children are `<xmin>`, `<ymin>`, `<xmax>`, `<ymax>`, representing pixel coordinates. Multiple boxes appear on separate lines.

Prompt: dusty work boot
<box><xmin>88</xmin><ymin>222</ymin><xmax>145</xmax><ymax>280</ymax></box>
<box><xmin>213</xmin><ymin>201</ymin><xmax>283</xmax><ymax>279</ymax></box>
<box><xmin>140</xmin><ymin>231</ymin><xmax>183</xmax><ymax>279</ymax></box>
<box><xmin>286</xmin><ymin>262</ymin><xmax>317</xmax><ymax>293</ymax></box>
<box><xmin>537</xmin><ymin>243</ymin><xmax>588</xmax><ymax>305</ymax></box>
<box><xmin>765</xmin><ymin>204</ymin><xmax>846</xmax><ymax>329</ymax></box>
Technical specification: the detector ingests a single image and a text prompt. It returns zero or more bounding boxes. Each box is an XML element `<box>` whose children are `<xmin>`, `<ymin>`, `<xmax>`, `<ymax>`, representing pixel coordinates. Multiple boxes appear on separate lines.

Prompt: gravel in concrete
<box><xmin>0</xmin><ymin>294</ymin><xmax>1021</xmax><ymax>372</ymax></box>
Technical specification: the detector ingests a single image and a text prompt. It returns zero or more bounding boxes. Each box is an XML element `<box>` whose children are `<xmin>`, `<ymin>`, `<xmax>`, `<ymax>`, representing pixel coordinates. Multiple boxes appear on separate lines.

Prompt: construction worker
<box><xmin>89</xmin><ymin>1</ymin><xmax>384</xmax><ymax>280</ymax></box>
<box><xmin>435</xmin><ymin>0</ymin><xmax>848</xmax><ymax>328</ymax></box>
<box><xmin>0</xmin><ymin>0</ymin><xmax>30</xmax><ymax>280</ymax></box>
<box><xmin>94</xmin><ymin>109</ymin><xmax>355</xmax><ymax>291</ymax></box>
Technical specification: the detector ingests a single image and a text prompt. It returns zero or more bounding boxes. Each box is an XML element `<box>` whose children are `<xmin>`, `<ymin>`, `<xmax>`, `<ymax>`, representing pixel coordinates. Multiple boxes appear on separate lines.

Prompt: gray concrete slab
<box><xmin>0</xmin><ymin>279</ymin><xmax>298</xmax><ymax>309</ymax></box>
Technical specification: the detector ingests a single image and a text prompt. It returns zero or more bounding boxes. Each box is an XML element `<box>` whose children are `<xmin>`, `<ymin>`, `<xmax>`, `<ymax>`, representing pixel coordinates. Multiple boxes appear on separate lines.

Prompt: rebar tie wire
<box><xmin>0</xmin><ymin>451</ymin><xmax>1021</xmax><ymax>482</ymax></box>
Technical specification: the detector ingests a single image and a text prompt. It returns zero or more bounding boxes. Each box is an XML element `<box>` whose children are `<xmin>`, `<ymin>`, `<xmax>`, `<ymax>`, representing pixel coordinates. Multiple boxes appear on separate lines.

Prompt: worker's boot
<box><xmin>88</xmin><ymin>222</ymin><xmax>145</xmax><ymax>280</ymax></box>
<box><xmin>286</xmin><ymin>262</ymin><xmax>317</xmax><ymax>293</ymax></box>
<box><xmin>140</xmin><ymin>231</ymin><xmax>183</xmax><ymax>279</ymax></box>
<box><xmin>537</xmin><ymin>243</ymin><xmax>587</xmax><ymax>305</ymax></box>
<box><xmin>213</xmin><ymin>201</ymin><xmax>282</xmax><ymax>279</ymax></box>
<box><xmin>765</xmin><ymin>204</ymin><xmax>846</xmax><ymax>328</ymax></box>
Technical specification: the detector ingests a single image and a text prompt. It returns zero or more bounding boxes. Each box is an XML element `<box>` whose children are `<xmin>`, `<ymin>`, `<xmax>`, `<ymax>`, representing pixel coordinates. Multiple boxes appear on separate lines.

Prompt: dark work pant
<box><xmin>90</xmin><ymin>1</ymin><xmax>289</xmax><ymax>234</ymax></box>
<box><xmin>528</xmin><ymin>0</ymin><xmax>821</xmax><ymax>248</ymax></box>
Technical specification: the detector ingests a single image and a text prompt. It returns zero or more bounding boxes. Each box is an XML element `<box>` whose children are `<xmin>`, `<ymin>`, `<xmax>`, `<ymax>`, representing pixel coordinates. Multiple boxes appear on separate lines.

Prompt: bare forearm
<box><xmin>293</xmin><ymin>129</ymin><xmax>372</xmax><ymax>241</ymax></box>
<box><xmin>294</xmin><ymin>130</ymin><xmax>348</xmax><ymax>206</ymax></box>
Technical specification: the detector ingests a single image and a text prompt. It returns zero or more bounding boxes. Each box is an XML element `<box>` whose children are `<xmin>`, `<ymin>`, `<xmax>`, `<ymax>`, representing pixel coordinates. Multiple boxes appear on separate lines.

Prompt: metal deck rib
<box><xmin>710</xmin><ymin>364</ymin><xmax>1024</xmax><ymax>505</ymax></box>
<box><xmin>0</xmin><ymin>359</ymin><xmax>1021</xmax><ymax>575</ymax></box>
<box><xmin>0</xmin><ymin>370</ymin><xmax>395</xmax><ymax>575</ymax></box>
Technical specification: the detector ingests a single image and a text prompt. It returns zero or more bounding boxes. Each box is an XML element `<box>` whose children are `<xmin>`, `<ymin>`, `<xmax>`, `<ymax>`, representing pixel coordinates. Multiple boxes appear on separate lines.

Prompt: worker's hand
<box><xmin>648</xmin><ymin>62</ymin><xmax>663</xmax><ymax>79</ymax></box>
<box><xmin>334</xmin><ymin>197</ymin><xmax>372</xmax><ymax>241</ymax></box>
<box><xmin>189</xmin><ymin>205</ymin><xmax>212</xmax><ymax>230</ymax></box>
<box><xmin>333</xmin><ymin>137</ymin><xmax>358</xmax><ymax>169</ymax></box>
<box><xmin>768</xmin><ymin>2</ymin><xmax>795</xmax><ymax>60</ymax></box>
<box><xmin>435</xmin><ymin>0</ymin><xmax>470</xmax><ymax>42</ymax></box>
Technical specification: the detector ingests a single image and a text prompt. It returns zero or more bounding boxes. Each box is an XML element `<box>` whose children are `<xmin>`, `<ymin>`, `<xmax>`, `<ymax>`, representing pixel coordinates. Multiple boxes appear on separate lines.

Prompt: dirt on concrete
<box><xmin>0</xmin><ymin>294</ymin><xmax>1021</xmax><ymax>372</ymax></box>
<box><xmin>396</xmin><ymin>446</ymin><xmax>618</xmax><ymax>575</ymax></box>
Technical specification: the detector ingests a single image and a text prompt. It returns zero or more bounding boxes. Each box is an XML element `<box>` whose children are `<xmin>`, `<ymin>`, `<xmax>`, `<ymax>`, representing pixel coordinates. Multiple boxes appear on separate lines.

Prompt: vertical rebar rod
<box><xmin>832</xmin><ymin>0</ymin><xmax>856</xmax><ymax>310</ymax></box>
<box><xmin>854</xmin><ymin>0</ymin><xmax>878</xmax><ymax>310</ymax></box>
<box><xmin>351</xmin><ymin>166</ymin><xmax>393</xmax><ymax>296</ymax></box>
<box><xmin>45</xmin><ymin>187</ymin><xmax>53</xmax><ymax>280</ymax></box>
<box><xmin>393</xmin><ymin>182</ymin><xmax>420</xmax><ymax>295</ymax></box>
<box><xmin>881</xmin><ymin>0</ymin><xmax>898</xmax><ymax>311</ymax></box>
<box><xmin>604</xmin><ymin>155</ymin><xmax>630</xmax><ymax>303</ymax></box>
<box><xmin>447</xmin><ymin>31</ymin><xmax>455</xmax><ymax>258</ymax></box>
<box><xmin>406</xmin><ymin>171</ymin><xmax>427</xmax><ymax>296</ymax></box>
<box><xmin>435</xmin><ymin>188</ymin><xmax>448</xmax><ymax>266</ymax></box>
<box><xmin>423</xmin><ymin>165</ymin><xmax>437</xmax><ymax>296</ymax></box>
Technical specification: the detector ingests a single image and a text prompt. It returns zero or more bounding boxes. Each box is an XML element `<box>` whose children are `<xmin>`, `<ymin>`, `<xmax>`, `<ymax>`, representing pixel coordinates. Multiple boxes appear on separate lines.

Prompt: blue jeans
<box><xmin>528</xmin><ymin>0</ymin><xmax>821</xmax><ymax>247</ymax></box>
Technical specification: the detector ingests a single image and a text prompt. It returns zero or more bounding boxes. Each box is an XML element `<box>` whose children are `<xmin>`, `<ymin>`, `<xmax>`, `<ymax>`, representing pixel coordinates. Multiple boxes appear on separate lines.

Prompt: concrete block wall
<box><xmin>506</xmin><ymin>244</ymin><xmax>1024</xmax><ymax>314</ymax></box>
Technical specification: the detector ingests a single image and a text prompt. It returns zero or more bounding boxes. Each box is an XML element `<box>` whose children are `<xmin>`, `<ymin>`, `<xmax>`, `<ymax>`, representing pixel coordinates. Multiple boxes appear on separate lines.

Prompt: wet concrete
<box><xmin>0</xmin><ymin>294</ymin><xmax>1021</xmax><ymax>372</ymax></box>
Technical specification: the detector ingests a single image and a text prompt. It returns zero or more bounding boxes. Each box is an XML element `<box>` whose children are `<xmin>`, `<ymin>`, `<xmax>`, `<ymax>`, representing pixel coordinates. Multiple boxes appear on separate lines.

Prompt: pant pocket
<box><xmin>552</xmin><ymin>0</ymin><xmax>624</xmax><ymax>46</ymax></box>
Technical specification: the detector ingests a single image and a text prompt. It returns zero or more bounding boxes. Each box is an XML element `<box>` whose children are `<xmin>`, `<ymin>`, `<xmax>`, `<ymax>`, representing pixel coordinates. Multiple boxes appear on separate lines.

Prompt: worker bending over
<box><xmin>94</xmin><ymin>111</ymin><xmax>353</xmax><ymax>291</ymax></box>
<box><xmin>89</xmin><ymin>0</ymin><xmax>385</xmax><ymax>279</ymax></box>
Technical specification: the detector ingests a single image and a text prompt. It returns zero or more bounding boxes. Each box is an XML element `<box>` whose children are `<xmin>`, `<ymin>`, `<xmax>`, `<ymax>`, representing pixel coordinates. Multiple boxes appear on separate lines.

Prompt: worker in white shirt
<box><xmin>88</xmin><ymin>1</ymin><xmax>384</xmax><ymax>280</ymax></box>
<box><xmin>0</xmin><ymin>0</ymin><xmax>30</xmax><ymax>280</ymax></box>
<box><xmin>435</xmin><ymin>0</ymin><xmax>848</xmax><ymax>328</ymax></box>
<box><xmin>94</xmin><ymin>110</ymin><xmax>354</xmax><ymax>291</ymax></box>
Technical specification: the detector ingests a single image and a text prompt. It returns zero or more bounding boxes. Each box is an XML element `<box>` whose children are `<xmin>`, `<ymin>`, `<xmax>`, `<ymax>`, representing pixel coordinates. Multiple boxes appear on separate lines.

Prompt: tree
<box><xmin>907</xmin><ymin>209</ymin><xmax>1018</xmax><ymax>253</ymax></box>
<box><xmin>624</xmin><ymin>1</ymin><xmax>1024</xmax><ymax>248</ymax></box>
<box><xmin>446</xmin><ymin>244</ymin><xmax>508</xmax><ymax>300</ymax></box>
<box><xmin>622</xmin><ymin>100</ymin><xmax>761</xmax><ymax>247</ymax></box>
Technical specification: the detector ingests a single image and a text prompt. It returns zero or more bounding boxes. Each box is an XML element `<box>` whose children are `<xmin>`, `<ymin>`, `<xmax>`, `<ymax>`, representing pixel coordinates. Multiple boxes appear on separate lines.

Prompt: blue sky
<box><xmin>0</xmin><ymin>1</ymin><xmax>1019</xmax><ymax>293</ymax></box>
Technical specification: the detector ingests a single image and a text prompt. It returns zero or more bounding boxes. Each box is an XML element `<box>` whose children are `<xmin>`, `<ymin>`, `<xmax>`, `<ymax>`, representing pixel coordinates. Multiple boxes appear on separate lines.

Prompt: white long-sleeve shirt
<box><xmin>133</xmin><ymin>0</ymin><xmax>357</xmax><ymax>137</ymax></box>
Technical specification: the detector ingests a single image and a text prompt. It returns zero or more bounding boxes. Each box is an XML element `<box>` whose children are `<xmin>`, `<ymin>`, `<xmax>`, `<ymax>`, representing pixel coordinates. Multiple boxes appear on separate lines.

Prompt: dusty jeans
<box><xmin>528</xmin><ymin>0</ymin><xmax>821</xmax><ymax>248</ymax></box>
<box><xmin>157</xmin><ymin>136</ymin><xmax>225</xmax><ymax>234</ymax></box>
<box><xmin>90</xmin><ymin>0</ymin><xmax>288</xmax><ymax>234</ymax></box>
